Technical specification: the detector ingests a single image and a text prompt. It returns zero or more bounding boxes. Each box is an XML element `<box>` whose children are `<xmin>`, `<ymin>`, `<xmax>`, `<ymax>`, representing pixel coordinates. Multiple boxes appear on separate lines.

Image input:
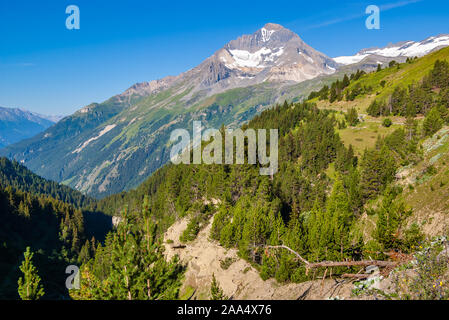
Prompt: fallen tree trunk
<box><xmin>262</xmin><ymin>245</ymin><xmax>397</xmax><ymax>271</ymax></box>
<box><xmin>307</xmin><ymin>260</ymin><xmax>396</xmax><ymax>269</ymax></box>
<box><xmin>341</xmin><ymin>274</ymin><xmax>370</xmax><ymax>279</ymax></box>
<box><xmin>171</xmin><ymin>244</ymin><xmax>187</xmax><ymax>249</ymax></box>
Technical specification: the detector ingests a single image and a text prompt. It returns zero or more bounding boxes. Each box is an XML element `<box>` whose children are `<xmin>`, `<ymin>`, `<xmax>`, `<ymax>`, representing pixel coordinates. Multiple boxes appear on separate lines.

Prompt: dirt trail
<box><xmin>163</xmin><ymin>217</ymin><xmax>356</xmax><ymax>300</ymax></box>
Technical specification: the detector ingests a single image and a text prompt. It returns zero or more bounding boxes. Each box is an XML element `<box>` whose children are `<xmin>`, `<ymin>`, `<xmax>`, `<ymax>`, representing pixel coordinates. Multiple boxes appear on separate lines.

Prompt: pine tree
<box><xmin>78</xmin><ymin>240</ymin><xmax>92</xmax><ymax>264</ymax></box>
<box><xmin>17</xmin><ymin>247</ymin><xmax>45</xmax><ymax>300</ymax></box>
<box><xmin>440</xmin><ymin>88</ymin><xmax>449</xmax><ymax>109</ymax></box>
<box><xmin>308</xmin><ymin>177</ymin><xmax>353</xmax><ymax>262</ymax></box>
<box><xmin>210</xmin><ymin>274</ymin><xmax>228</xmax><ymax>300</ymax></box>
<box><xmin>329</xmin><ymin>84</ymin><xmax>338</xmax><ymax>103</ymax></box>
<box><xmin>423</xmin><ymin>107</ymin><xmax>443</xmax><ymax>137</ymax></box>
<box><xmin>342</xmin><ymin>74</ymin><xmax>350</xmax><ymax>88</ymax></box>
<box><xmin>73</xmin><ymin>206</ymin><xmax>184</xmax><ymax>300</ymax></box>
<box><xmin>389</xmin><ymin>86</ymin><xmax>407</xmax><ymax>115</ymax></box>
<box><xmin>367</xmin><ymin>100</ymin><xmax>381</xmax><ymax>116</ymax></box>
<box><xmin>346</xmin><ymin>108</ymin><xmax>360</xmax><ymax>126</ymax></box>
<box><xmin>360</xmin><ymin>145</ymin><xmax>397</xmax><ymax>199</ymax></box>
<box><xmin>319</xmin><ymin>85</ymin><xmax>329</xmax><ymax>100</ymax></box>
<box><xmin>405</xmin><ymin>116</ymin><xmax>418</xmax><ymax>141</ymax></box>
<box><xmin>375</xmin><ymin>188</ymin><xmax>411</xmax><ymax>249</ymax></box>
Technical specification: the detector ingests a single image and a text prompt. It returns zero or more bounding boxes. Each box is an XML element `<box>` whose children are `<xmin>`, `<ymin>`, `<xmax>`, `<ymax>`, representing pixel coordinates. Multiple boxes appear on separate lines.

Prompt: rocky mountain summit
<box><xmin>122</xmin><ymin>23</ymin><xmax>338</xmax><ymax>99</ymax></box>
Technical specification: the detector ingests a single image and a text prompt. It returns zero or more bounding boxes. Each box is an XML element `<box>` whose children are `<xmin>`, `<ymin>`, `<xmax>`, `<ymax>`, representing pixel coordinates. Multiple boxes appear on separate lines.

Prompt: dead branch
<box><xmin>265</xmin><ymin>245</ymin><xmax>310</xmax><ymax>265</ymax></box>
<box><xmin>341</xmin><ymin>274</ymin><xmax>370</xmax><ymax>279</ymax></box>
<box><xmin>171</xmin><ymin>244</ymin><xmax>187</xmax><ymax>249</ymax></box>
<box><xmin>307</xmin><ymin>260</ymin><xmax>396</xmax><ymax>269</ymax></box>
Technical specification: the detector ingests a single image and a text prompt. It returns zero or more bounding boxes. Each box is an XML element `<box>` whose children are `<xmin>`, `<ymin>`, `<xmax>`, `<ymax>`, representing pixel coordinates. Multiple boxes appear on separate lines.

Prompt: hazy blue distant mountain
<box><xmin>0</xmin><ymin>107</ymin><xmax>56</xmax><ymax>148</ymax></box>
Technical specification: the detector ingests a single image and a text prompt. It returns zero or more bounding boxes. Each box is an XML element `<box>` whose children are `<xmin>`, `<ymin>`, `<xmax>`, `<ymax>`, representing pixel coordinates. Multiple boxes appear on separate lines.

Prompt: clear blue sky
<box><xmin>0</xmin><ymin>0</ymin><xmax>448</xmax><ymax>116</ymax></box>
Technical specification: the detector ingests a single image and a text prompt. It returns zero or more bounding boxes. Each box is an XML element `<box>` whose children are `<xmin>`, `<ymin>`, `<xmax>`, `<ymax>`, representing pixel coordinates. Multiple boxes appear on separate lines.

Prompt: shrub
<box><xmin>220</xmin><ymin>257</ymin><xmax>237</xmax><ymax>270</ymax></box>
<box><xmin>180</xmin><ymin>216</ymin><xmax>201</xmax><ymax>243</ymax></box>
<box><xmin>397</xmin><ymin>240</ymin><xmax>449</xmax><ymax>300</ymax></box>
<box><xmin>382</xmin><ymin>118</ymin><xmax>393</xmax><ymax>127</ymax></box>
<box><xmin>425</xmin><ymin>165</ymin><xmax>437</xmax><ymax>176</ymax></box>
<box><xmin>402</xmin><ymin>223</ymin><xmax>425</xmax><ymax>252</ymax></box>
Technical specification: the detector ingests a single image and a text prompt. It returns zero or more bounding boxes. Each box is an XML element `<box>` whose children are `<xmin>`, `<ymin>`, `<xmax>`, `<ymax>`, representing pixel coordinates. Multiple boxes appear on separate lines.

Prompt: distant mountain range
<box><xmin>1</xmin><ymin>24</ymin><xmax>448</xmax><ymax>198</ymax></box>
<box><xmin>334</xmin><ymin>34</ymin><xmax>449</xmax><ymax>65</ymax></box>
<box><xmin>0</xmin><ymin>107</ymin><xmax>63</xmax><ymax>148</ymax></box>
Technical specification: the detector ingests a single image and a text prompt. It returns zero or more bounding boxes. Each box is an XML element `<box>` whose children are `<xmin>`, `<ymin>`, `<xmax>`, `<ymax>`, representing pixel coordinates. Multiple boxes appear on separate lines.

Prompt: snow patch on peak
<box><xmin>227</xmin><ymin>47</ymin><xmax>284</xmax><ymax>69</ymax></box>
<box><xmin>334</xmin><ymin>35</ymin><xmax>449</xmax><ymax>66</ymax></box>
<box><xmin>260</xmin><ymin>28</ymin><xmax>276</xmax><ymax>42</ymax></box>
<box><xmin>333</xmin><ymin>54</ymin><xmax>369</xmax><ymax>65</ymax></box>
<box><xmin>228</xmin><ymin>48</ymin><xmax>271</xmax><ymax>68</ymax></box>
<box><xmin>265</xmin><ymin>47</ymin><xmax>284</xmax><ymax>62</ymax></box>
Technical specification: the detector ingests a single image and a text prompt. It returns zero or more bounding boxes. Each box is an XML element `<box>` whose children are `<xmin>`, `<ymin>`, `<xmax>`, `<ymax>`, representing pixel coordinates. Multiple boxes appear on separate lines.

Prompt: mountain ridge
<box><xmin>334</xmin><ymin>34</ymin><xmax>449</xmax><ymax>65</ymax></box>
<box><xmin>0</xmin><ymin>106</ymin><xmax>56</xmax><ymax>148</ymax></box>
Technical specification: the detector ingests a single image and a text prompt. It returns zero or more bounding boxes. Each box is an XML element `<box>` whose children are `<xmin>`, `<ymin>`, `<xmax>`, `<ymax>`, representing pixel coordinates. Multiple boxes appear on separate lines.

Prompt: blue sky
<box><xmin>0</xmin><ymin>0</ymin><xmax>448</xmax><ymax>116</ymax></box>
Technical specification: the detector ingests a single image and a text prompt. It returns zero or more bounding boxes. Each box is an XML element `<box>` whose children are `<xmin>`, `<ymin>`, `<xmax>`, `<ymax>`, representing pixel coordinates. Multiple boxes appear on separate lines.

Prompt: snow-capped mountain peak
<box><xmin>207</xmin><ymin>23</ymin><xmax>338</xmax><ymax>84</ymax></box>
<box><xmin>120</xmin><ymin>23</ymin><xmax>339</xmax><ymax>99</ymax></box>
<box><xmin>334</xmin><ymin>34</ymin><xmax>449</xmax><ymax>65</ymax></box>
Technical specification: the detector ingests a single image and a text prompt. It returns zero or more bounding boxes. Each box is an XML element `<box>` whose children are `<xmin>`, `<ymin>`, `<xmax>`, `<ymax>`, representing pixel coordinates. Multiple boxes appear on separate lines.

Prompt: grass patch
<box><xmin>179</xmin><ymin>285</ymin><xmax>196</xmax><ymax>300</ymax></box>
<box><xmin>338</xmin><ymin>121</ymin><xmax>401</xmax><ymax>154</ymax></box>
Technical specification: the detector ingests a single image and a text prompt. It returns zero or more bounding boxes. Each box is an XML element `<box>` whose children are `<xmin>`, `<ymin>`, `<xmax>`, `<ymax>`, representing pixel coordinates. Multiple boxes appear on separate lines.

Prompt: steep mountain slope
<box><xmin>0</xmin><ymin>24</ymin><xmax>341</xmax><ymax>198</ymax></box>
<box><xmin>0</xmin><ymin>107</ymin><xmax>55</xmax><ymax>148</ymax></box>
<box><xmin>317</xmin><ymin>46</ymin><xmax>449</xmax><ymax>117</ymax></box>
<box><xmin>0</xmin><ymin>95</ymin><xmax>144</xmax><ymax>197</ymax></box>
<box><xmin>163</xmin><ymin>216</ymin><xmax>355</xmax><ymax>300</ymax></box>
<box><xmin>0</xmin><ymin>185</ymin><xmax>89</xmax><ymax>299</ymax></box>
<box><xmin>0</xmin><ymin>157</ymin><xmax>94</xmax><ymax>208</ymax></box>
<box><xmin>0</xmin><ymin>156</ymin><xmax>114</xmax><ymax>299</ymax></box>
<box><xmin>85</xmin><ymin>47</ymin><xmax>449</xmax><ymax>300</ymax></box>
<box><xmin>334</xmin><ymin>34</ymin><xmax>449</xmax><ymax>65</ymax></box>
